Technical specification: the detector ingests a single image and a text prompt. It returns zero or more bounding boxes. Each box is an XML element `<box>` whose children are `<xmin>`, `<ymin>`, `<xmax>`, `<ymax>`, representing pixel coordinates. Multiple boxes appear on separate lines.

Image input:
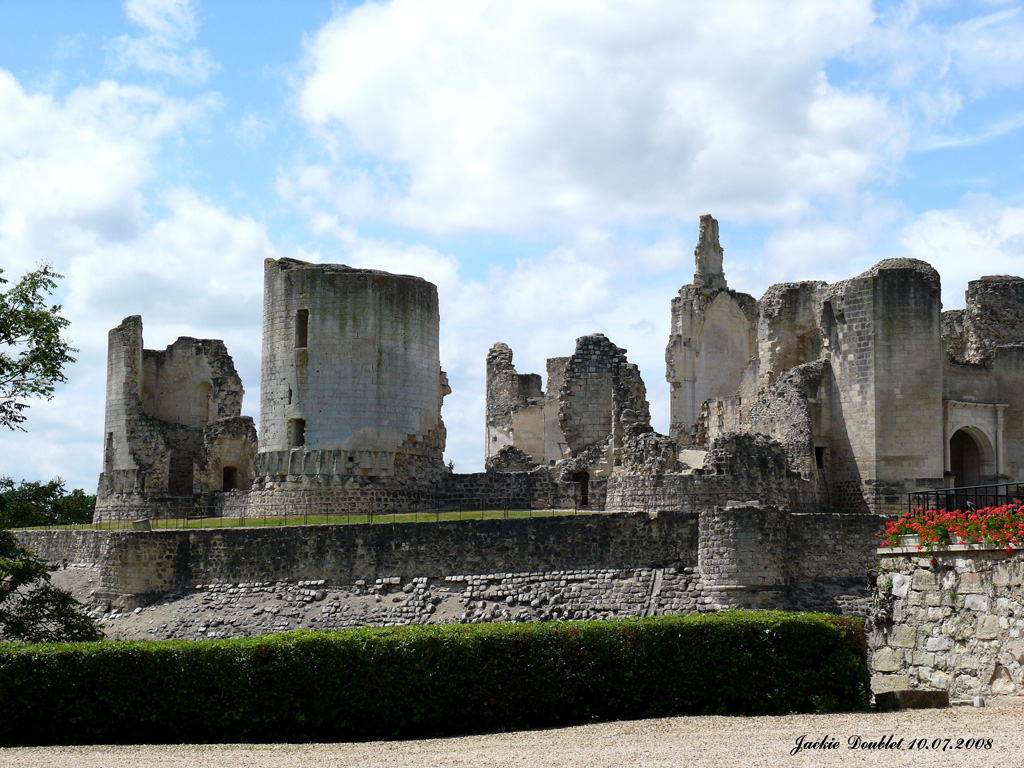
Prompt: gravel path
<box><xmin>3</xmin><ymin>701</ymin><xmax>1021</xmax><ymax>768</ymax></box>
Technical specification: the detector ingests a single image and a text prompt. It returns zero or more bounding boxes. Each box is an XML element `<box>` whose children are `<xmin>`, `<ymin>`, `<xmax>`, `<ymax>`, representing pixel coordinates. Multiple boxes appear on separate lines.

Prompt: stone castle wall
<box><xmin>17</xmin><ymin>508</ymin><xmax>880</xmax><ymax>628</ymax></box>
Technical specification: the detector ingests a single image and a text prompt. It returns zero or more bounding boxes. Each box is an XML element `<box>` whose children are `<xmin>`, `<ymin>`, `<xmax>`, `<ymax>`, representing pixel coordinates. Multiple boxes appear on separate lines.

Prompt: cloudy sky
<box><xmin>2</xmin><ymin>0</ymin><xmax>1023</xmax><ymax>491</ymax></box>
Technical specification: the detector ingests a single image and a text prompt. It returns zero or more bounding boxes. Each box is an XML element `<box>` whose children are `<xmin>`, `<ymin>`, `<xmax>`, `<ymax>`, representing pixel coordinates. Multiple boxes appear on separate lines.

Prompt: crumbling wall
<box><xmin>96</xmin><ymin>316</ymin><xmax>256</xmax><ymax>521</ymax></box>
<box><xmin>754</xmin><ymin>281</ymin><xmax>826</xmax><ymax>391</ymax></box>
<box><xmin>961</xmin><ymin>276</ymin><xmax>1024</xmax><ymax>363</ymax></box>
<box><xmin>558</xmin><ymin>334</ymin><xmax>649</xmax><ymax>476</ymax></box>
<box><xmin>746</xmin><ymin>360</ymin><xmax>828</xmax><ymax>478</ymax></box>
<box><xmin>665</xmin><ymin>215</ymin><xmax>757</xmax><ymax>444</ymax></box>
<box><xmin>484</xmin><ymin>344</ymin><xmax>565</xmax><ymax>468</ymax></box>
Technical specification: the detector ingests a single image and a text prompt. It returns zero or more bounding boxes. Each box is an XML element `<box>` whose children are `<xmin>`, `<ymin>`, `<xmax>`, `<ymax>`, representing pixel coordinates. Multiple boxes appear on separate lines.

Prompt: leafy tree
<box><xmin>0</xmin><ymin>528</ymin><xmax>103</xmax><ymax>642</ymax></box>
<box><xmin>0</xmin><ymin>477</ymin><xmax>96</xmax><ymax>528</ymax></box>
<box><xmin>0</xmin><ymin>265</ymin><xmax>76</xmax><ymax>430</ymax></box>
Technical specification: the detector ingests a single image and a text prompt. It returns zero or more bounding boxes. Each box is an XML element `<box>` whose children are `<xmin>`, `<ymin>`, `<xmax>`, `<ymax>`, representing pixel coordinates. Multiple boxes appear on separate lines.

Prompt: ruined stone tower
<box><xmin>95</xmin><ymin>315</ymin><xmax>257</xmax><ymax>520</ymax></box>
<box><xmin>253</xmin><ymin>258</ymin><xmax>449</xmax><ymax>493</ymax></box>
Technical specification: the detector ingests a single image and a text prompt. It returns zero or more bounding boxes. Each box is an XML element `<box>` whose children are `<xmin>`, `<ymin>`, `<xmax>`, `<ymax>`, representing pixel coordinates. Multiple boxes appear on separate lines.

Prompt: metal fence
<box><xmin>907</xmin><ymin>483</ymin><xmax>1024</xmax><ymax>514</ymax></box>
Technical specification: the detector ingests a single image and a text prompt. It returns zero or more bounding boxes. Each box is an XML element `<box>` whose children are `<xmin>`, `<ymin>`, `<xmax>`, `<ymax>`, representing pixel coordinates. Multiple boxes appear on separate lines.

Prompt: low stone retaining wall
<box><xmin>17</xmin><ymin>508</ymin><xmax>881</xmax><ymax>638</ymax></box>
<box><xmin>870</xmin><ymin>545</ymin><xmax>1024</xmax><ymax>697</ymax></box>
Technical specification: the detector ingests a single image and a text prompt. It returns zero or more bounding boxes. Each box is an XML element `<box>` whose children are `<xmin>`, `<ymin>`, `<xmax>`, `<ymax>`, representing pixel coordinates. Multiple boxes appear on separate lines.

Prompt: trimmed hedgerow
<box><xmin>0</xmin><ymin>611</ymin><xmax>869</xmax><ymax>746</ymax></box>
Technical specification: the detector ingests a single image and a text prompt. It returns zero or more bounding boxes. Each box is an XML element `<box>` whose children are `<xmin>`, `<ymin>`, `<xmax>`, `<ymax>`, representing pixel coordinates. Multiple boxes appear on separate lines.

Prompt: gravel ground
<box><xmin>3</xmin><ymin>701</ymin><xmax>1022</xmax><ymax>768</ymax></box>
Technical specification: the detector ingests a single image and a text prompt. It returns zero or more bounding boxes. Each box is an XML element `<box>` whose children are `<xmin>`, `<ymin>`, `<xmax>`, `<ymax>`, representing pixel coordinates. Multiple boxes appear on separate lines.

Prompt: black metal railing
<box><xmin>907</xmin><ymin>483</ymin><xmax>1024</xmax><ymax>514</ymax></box>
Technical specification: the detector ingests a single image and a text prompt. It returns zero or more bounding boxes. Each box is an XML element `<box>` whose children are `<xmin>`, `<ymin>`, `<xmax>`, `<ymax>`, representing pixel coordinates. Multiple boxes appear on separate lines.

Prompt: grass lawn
<box><xmin>22</xmin><ymin>507</ymin><xmax>594</xmax><ymax>531</ymax></box>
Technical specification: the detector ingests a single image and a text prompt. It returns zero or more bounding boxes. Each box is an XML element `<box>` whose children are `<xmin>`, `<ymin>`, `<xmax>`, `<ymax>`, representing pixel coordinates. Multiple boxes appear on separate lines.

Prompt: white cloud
<box><xmin>899</xmin><ymin>196</ymin><xmax>1024</xmax><ymax>308</ymax></box>
<box><xmin>115</xmin><ymin>0</ymin><xmax>216</xmax><ymax>82</ymax></box>
<box><xmin>291</xmin><ymin>0</ymin><xmax>898</xmax><ymax>233</ymax></box>
<box><xmin>0</xmin><ymin>69</ymin><xmax>210</xmax><ymax>275</ymax></box>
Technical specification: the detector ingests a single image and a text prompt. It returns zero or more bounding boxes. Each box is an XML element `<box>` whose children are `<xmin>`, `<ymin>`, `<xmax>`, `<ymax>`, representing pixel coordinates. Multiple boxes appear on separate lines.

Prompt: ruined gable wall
<box><xmin>666</xmin><ymin>288</ymin><xmax>757</xmax><ymax>443</ymax></box>
<box><xmin>665</xmin><ymin>215</ymin><xmax>757</xmax><ymax>444</ymax></box>
<box><xmin>485</xmin><ymin>343</ymin><xmax>544</xmax><ymax>465</ymax></box>
<box><xmin>559</xmin><ymin>334</ymin><xmax>649</xmax><ymax>458</ymax></box>
<box><xmin>141</xmin><ymin>338</ymin><xmax>244</xmax><ymax>428</ymax></box>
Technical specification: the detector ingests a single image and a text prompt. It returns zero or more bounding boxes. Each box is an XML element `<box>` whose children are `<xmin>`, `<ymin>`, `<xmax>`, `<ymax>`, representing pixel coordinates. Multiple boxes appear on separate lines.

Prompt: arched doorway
<box><xmin>950</xmin><ymin>429</ymin><xmax>983</xmax><ymax>487</ymax></box>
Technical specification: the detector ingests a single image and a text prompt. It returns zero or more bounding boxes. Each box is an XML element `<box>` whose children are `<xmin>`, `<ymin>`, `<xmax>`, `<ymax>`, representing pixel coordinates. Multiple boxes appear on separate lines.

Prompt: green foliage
<box><xmin>0</xmin><ymin>476</ymin><xmax>96</xmax><ymax>528</ymax></box>
<box><xmin>0</xmin><ymin>611</ymin><xmax>869</xmax><ymax>746</ymax></box>
<box><xmin>0</xmin><ymin>264</ymin><xmax>76</xmax><ymax>431</ymax></box>
<box><xmin>0</xmin><ymin>529</ymin><xmax>102</xmax><ymax>644</ymax></box>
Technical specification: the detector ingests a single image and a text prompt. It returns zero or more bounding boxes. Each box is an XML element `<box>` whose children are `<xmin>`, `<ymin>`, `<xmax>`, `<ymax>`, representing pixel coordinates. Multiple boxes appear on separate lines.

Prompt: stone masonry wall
<box><xmin>870</xmin><ymin>546</ymin><xmax>1024</xmax><ymax>698</ymax></box>
<box><xmin>17</xmin><ymin>509</ymin><xmax>879</xmax><ymax>635</ymax></box>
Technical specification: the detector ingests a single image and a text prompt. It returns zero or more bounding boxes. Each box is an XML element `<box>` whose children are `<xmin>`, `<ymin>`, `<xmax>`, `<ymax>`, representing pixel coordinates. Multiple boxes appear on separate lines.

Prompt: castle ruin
<box><xmin>94</xmin><ymin>219</ymin><xmax>1024</xmax><ymax>521</ymax></box>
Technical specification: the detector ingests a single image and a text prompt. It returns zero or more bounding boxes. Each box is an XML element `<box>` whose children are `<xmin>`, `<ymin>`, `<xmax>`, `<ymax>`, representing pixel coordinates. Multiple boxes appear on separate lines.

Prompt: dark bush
<box><xmin>0</xmin><ymin>611</ymin><xmax>869</xmax><ymax>746</ymax></box>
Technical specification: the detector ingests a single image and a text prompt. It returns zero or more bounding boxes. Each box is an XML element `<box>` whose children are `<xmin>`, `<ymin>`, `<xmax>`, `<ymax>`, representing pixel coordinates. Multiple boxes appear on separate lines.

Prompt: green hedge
<box><xmin>0</xmin><ymin>611</ymin><xmax>869</xmax><ymax>746</ymax></box>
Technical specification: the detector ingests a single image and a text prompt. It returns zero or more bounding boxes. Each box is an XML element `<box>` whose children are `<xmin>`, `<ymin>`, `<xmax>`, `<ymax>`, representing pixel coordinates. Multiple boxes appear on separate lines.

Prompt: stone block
<box><xmin>964</xmin><ymin>594</ymin><xmax>990</xmax><ymax>612</ymax></box>
<box><xmin>959</xmin><ymin>572</ymin><xmax>985</xmax><ymax>594</ymax></box>
<box><xmin>874</xmin><ymin>690</ymin><xmax>949</xmax><ymax>711</ymax></box>
<box><xmin>925</xmin><ymin>636</ymin><xmax>952</xmax><ymax>652</ymax></box>
<box><xmin>977</xmin><ymin>615</ymin><xmax>1000</xmax><ymax>640</ymax></box>
<box><xmin>871</xmin><ymin>648</ymin><xmax>902</xmax><ymax>673</ymax></box>
<box><xmin>871</xmin><ymin>674</ymin><xmax>911</xmax><ymax>694</ymax></box>
<box><xmin>912</xmin><ymin>571</ymin><xmax>937</xmax><ymax>591</ymax></box>
<box><xmin>890</xmin><ymin>625</ymin><xmax>917</xmax><ymax>648</ymax></box>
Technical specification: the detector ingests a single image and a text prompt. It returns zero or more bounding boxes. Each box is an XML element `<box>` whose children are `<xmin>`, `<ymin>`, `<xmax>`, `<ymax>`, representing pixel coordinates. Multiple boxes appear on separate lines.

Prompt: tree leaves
<box><xmin>0</xmin><ymin>265</ymin><xmax>76</xmax><ymax>431</ymax></box>
<box><xmin>0</xmin><ymin>529</ymin><xmax>102</xmax><ymax>643</ymax></box>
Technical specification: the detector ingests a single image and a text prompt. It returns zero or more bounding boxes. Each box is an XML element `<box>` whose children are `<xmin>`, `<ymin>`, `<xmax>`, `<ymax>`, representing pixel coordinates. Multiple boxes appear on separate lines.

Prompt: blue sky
<box><xmin>1</xmin><ymin>0</ymin><xmax>1023</xmax><ymax>491</ymax></box>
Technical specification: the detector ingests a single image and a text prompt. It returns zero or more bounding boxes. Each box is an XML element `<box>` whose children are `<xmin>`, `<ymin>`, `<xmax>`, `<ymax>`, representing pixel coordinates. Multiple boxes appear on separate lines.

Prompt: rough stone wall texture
<box><xmin>558</xmin><ymin>334</ymin><xmax>649</xmax><ymax>474</ymax></box>
<box><xmin>746</xmin><ymin>360</ymin><xmax>827</xmax><ymax>478</ymax></box>
<box><xmin>754</xmin><ymin>281</ymin><xmax>827</xmax><ymax>391</ymax></box>
<box><xmin>17</xmin><ymin>507</ymin><xmax>879</xmax><ymax>634</ymax></box>
<box><xmin>95</xmin><ymin>316</ymin><xmax>256</xmax><ymax>521</ymax></box>
<box><xmin>962</xmin><ymin>276</ymin><xmax>1024</xmax><ymax>363</ymax></box>
<box><xmin>257</xmin><ymin>258</ymin><xmax>448</xmax><ymax>493</ymax></box>
<box><xmin>870</xmin><ymin>547</ymin><xmax>1024</xmax><ymax>698</ymax></box>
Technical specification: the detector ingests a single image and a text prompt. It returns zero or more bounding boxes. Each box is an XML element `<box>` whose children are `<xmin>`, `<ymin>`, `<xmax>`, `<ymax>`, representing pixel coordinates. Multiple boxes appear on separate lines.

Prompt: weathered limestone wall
<box><xmin>96</xmin><ymin>316</ymin><xmax>256</xmax><ymax>520</ymax></box>
<box><xmin>257</xmin><ymin>258</ymin><xmax>448</xmax><ymax>490</ymax></box>
<box><xmin>17</xmin><ymin>507</ymin><xmax>879</xmax><ymax>625</ymax></box>
<box><xmin>485</xmin><ymin>343</ymin><xmax>544</xmax><ymax>464</ymax></box>
<box><xmin>870</xmin><ymin>262</ymin><xmax>945</xmax><ymax>508</ymax></box>
<box><xmin>665</xmin><ymin>217</ymin><xmax>757</xmax><ymax>444</ymax></box>
<box><xmin>820</xmin><ymin>261</ymin><xmax>945</xmax><ymax>514</ymax></box>
<box><xmin>870</xmin><ymin>547</ymin><xmax>1024</xmax><ymax>698</ymax></box>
